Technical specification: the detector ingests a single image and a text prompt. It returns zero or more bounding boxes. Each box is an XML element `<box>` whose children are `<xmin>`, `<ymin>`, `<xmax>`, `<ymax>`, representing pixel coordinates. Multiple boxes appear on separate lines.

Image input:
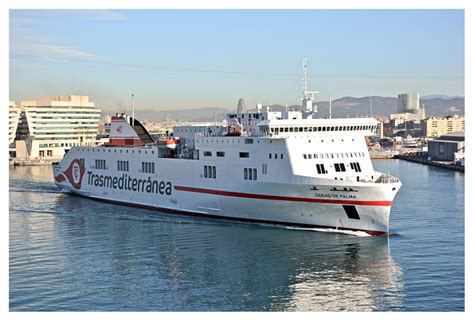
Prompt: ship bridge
<box><xmin>257</xmin><ymin>118</ymin><xmax>379</xmax><ymax>137</ymax></box>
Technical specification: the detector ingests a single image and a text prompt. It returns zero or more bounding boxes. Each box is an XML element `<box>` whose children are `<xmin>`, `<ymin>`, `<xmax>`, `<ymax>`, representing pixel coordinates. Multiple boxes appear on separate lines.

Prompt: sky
<box><xmin>9</xmin><ymin>9</ymin><xmax>465</xmax><ymax>112</ymax></box>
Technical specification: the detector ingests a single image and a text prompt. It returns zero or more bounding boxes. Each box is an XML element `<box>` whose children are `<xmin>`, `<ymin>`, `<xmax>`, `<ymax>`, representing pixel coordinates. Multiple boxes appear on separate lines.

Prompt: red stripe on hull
<box><xmin>68</xmin><ymin>192</ymin><xmax>388</xmax><ymax>236</ymax></box>
<box><xmin>174</xmin><ymin>185</ymin><xmax>392</xmax><ymax>207</ymax></box>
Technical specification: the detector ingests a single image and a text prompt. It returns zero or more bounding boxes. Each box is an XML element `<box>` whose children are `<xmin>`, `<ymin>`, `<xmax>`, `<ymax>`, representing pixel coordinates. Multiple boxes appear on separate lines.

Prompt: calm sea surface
<box><xmin>9</xmin><ymin>160</ymin><xmax>464</xmax><ymax>311</ymax></box>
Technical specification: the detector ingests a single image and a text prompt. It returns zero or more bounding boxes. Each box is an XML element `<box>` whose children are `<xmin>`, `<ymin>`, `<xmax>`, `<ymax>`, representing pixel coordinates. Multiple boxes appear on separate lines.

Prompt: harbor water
<box><xmin>9</xmin><ymin>160</ymin><xmax>464</xmax><ymax>311</ymax></box>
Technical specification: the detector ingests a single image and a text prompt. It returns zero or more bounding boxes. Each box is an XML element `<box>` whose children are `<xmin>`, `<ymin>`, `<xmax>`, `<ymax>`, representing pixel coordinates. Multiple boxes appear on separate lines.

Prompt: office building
<box><xmin>390</xmin><ymin>93</ymin><xmax>426</xmax><ymax>122</ymax></box>
<box><xmin>12</xmin><ymin>95</ymin><xmax>101</xmax><ymax>160</ymax></box>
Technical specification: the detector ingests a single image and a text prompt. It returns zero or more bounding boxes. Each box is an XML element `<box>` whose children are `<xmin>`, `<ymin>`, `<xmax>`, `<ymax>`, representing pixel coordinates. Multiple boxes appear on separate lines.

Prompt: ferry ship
<box><xmin>53</xmin><ymin>59</ymin><xmax>402</xmax><ymax>235</ymax></box>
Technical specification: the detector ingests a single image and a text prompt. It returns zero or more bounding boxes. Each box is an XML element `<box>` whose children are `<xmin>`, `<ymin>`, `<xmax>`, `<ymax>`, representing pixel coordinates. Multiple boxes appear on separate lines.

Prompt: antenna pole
<box><xmin>303</xmin><ymin>56</ymin><xmax>308</xmax><ymax>97</ymax></box>
<box><xmin>131</xmin><ymin>94</ymin><xmax>135</xmax><ymax>126</ymax></box>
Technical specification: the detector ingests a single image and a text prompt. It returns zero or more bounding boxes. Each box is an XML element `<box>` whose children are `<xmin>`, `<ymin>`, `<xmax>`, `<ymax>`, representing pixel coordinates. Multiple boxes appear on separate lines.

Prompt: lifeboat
<box><xmin>158</xmin><ymin>138</ymin><xmax>177</xmax><ymax>149</ymax></box>
<box><xmin>225</xmin><ymin>125</ymin><xmax>241</xmax><ymax>137</ymax></box>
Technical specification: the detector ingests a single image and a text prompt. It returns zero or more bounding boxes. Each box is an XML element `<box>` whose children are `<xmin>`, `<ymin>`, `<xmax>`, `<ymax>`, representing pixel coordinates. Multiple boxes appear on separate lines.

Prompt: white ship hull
<box><xmin>53</xmin><ymin>151</ymin><xmax>401</xmax><ymax>235</ymax></box>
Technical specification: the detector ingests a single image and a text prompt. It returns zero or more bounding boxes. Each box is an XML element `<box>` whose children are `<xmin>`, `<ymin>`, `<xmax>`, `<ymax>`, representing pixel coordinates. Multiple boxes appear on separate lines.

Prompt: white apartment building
<box><xmin>12</xmin><ymin>95</ymin><xmax>101</xmax><ymax>160</ymax></box>
<box><xmin>9</xmin><ymin>101</ymin><xmax>21</xmax><ymax>146</ymax></box>
<box><xmin>422</xmin><ymin>115</ymin><xmax>465</xmax><ymax>138</ymax></box>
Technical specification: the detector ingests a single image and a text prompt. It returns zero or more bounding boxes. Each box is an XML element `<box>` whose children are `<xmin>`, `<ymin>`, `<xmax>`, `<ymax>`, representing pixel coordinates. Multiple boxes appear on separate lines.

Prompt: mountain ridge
<box><xmin>103</xmin><ymin>96</ymin><xmax>464</xmax><ymax>121</ymax></box>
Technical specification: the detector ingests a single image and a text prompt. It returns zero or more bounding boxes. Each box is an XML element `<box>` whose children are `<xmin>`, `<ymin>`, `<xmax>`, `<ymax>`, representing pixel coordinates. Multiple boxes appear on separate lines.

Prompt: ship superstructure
<box><xmin>53</xmin><ymin>59</ymin><xmax>401</xmax><ymax>235</ymax></box>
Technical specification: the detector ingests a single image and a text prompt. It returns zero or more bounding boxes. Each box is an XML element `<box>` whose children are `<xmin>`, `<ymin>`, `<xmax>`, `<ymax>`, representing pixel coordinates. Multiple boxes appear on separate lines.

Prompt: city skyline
<box><xmin>9</xmin><ymin>9</ymin><xmax>464</xmax><ymax>111</ymax></box>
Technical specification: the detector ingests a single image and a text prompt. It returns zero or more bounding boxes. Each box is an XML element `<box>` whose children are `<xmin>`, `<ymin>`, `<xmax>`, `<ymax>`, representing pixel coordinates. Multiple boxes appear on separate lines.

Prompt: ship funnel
<box><xmin>237</xmin><ymin>98</ymin><xmax>246</xmax><ymax>114</ymax></box>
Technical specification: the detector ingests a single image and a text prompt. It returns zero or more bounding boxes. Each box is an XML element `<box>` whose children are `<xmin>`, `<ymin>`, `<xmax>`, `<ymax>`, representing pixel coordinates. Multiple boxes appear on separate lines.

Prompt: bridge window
<box><xmin>203</xmin><ymin>151</ymin><xmax>212</xmax><ymax>157</ymax></box>
<box><xmin>239</xmin><ymin>152</ymin><xmax>250</xmax><ymax>158</ymax></box>
<box><xmin>217</xmin><ymin>151</ymin><xmax>225</xmax><ymax>157</ymax></box>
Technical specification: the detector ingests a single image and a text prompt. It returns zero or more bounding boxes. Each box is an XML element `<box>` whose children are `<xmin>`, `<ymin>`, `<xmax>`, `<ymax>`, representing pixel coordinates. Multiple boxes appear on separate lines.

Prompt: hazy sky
<box><xmin>9</xmin><ymin>9</ymin><xmax>464</xmax><ymax>111</ymax></box>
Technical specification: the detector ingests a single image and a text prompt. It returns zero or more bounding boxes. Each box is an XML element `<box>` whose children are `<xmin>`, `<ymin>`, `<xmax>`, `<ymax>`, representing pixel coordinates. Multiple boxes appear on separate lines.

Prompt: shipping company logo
<box><xmin>54</xmin><ymin>159</ymin><xmax>85</xmax><ymax>189</ymax></box>
<box><xmin>116</xmin><ymin>125</ymin><xmax>123</xmax><ymax>133</ymax></box>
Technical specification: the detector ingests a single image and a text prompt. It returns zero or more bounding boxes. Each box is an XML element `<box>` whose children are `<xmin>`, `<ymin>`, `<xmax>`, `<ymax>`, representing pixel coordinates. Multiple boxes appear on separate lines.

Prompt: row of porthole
<box><xmin>308</xmin><ymin>138</ymin><xmax>355</xmax><ymax>143</ymax></box>
<box><xmin>195</xmin><ymin>139</ymin><xmax>262</xmax><ymax>144</ymax></box>
<box><xmin>195</xmin><ymin>137</ymin><xmax>355</xmax><ymax>144</ymax></box>
<box><xmin>303</xmin><ymin>151</ymin><xmax>365</xmax><ymax>160</ymax></box>
<box><xmin>270</xmin><ymin>124</ymin><xmax>376</xmax><ymax>133</ymax></box>
<box><xmin>80</xmin><ymin>148</ymin><xmax>155</xmax><ymax>155</ymax></box>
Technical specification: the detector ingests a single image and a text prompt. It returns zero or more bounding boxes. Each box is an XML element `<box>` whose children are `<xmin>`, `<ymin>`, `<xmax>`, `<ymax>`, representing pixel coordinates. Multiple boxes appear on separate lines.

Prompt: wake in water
<box><xmin>11</xmin><ymin>208</ymin><xmax>59</xmax><ymax>215</ymax></box>
<box><xmin>281</xmin><ymin>226</ymin><xmax>372</xmax><ymax>237</ymax></box>
<box><xmin>256</xmin><ymin>223</ymin><xmax>373</xmax><ymax>237</ymax></box>
<box><xmin>9</xmin><ymin>188</ymin><xmax>66</xmax><ymax>194</ymax></box>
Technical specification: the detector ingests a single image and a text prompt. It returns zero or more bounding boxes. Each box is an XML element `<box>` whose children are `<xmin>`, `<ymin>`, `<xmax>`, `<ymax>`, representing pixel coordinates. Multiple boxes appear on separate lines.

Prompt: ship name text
<box><xmin>87</xmin><ymin>172</ymin><xmax>172</xmax><ymax>195</ymax></box>
<box><xmin>314</xmin><ymin>193</ymin><xmax>357</xmax><ymax>199</ymax></box>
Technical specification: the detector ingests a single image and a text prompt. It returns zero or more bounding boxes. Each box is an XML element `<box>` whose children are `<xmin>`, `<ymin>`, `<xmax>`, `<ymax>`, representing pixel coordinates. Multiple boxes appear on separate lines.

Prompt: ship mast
<box><xmin>131</xmin><ymin>94</ymin><xmax>135</xmax><ymax>126</ymax></box>
<box><xmin>301</xmin><ymin>57</ymin><xmax>318</xmax><ymax>118</ymax></box>
<box><xmin>302</xmin><ymin>57</ymin><xmax>315</xmax><ymax>101</ymax></box>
